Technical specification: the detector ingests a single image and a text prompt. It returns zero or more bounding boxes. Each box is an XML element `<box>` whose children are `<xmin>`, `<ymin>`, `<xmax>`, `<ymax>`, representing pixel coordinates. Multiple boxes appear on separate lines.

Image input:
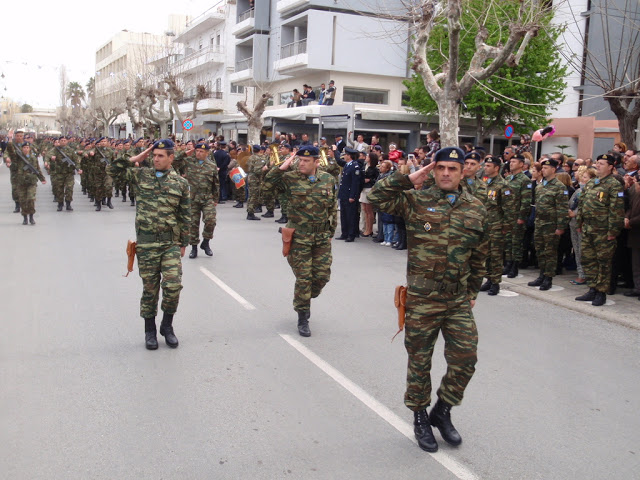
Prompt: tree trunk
<box><xmin>607</xmin><ymin>97</ymin><xmax>640</xmax><ymax>150</ymax></box>
<box><xmin>438</xmin><ymin>98</ymin><xmax>460</xmax><ymax>147</ymax></box>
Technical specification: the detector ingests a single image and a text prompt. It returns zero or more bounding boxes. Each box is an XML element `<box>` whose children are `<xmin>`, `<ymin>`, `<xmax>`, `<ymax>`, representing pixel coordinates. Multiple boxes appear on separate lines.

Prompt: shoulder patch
<box><xmin>617</xmin><ymin>191</ymin><xmax>625</xmax><ymax>197</ymax></box>
<box><xmin>427</xmin><ymin>207</ymin><xmax>436</xmax><ymax>212</ymax></box>
<box><xmin>504</xmin><ymin>190</ymin><xmax>511</xmax><ymax>195</ymax></box>
<box><xmin>526</xmin><ymin>183</ymin><xmax>532</xmax><ymax>188</ymax></box>
<box><xmin>564</xmin><ymin>190</ymin><xmax>569</xmax><ymax>195</ymax></box>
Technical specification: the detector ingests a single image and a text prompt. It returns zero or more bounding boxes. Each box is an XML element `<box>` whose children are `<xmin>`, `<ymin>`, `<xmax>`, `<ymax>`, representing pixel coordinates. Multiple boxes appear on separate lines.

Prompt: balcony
<box><xmin>175</xmin><ymin>6</ymin><xmax>226</xmax><ymax>43</ymax></box>
<box><xmin>172</xmin><ymin>45</ymin><xmax>225</xmax><ymax>75</ymax></box>
<box><xmin>231</xmin><ymin>8</ymin><xmax>255</xmax><ymax>36</ymax></box>
<box><xmin>229</xmin><ymin>57</ymin><xmax>254</xmax><ymax>84</ymax></box>
<box><xmin>178</xmin><ymin>92</ymin><xmax>224</xmax><ymax>112</ymax></box>
<box><xmin>274</xmin><ymin>39</ymin><xmax>309</xmax><ymax>74</ymax></box>
<box><xmin>276</xmin><ymin>0</ymin><xmax>310</xmax><ymax>15</ymax></box>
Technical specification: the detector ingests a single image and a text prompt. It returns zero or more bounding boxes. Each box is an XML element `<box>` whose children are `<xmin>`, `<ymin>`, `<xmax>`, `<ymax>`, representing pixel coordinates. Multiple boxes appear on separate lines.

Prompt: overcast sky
<box><xmin>1</xmin><ymin>0</ymin><xmax>213</xmax><ymax>109</ymax></box>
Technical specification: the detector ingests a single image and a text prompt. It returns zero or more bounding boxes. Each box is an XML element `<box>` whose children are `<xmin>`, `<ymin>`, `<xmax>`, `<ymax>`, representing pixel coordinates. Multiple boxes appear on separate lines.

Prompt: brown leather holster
<box><xmin>278</xmin><ymin>227</ymin><xmax>295</xmax><ymax>257</ymax></box>
<box><xmin>392</xmin><ymin>285</ymin><xmax>408</xmax><ymax>342</ymax></box>
<box><xmin>125</xmin><ymin>240</ymin><xmax>137</xmax><ymax>277</ymax></box>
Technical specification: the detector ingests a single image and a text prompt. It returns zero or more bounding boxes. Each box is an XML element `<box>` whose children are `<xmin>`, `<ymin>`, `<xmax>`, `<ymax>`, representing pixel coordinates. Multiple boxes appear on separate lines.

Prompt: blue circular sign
<box><xmin>183</xmin><ymin>120</ymin><xmax>193</xmax><ymax>131</ymax></box>
<box><xmin>504</xmin><ymin>124</ymin><xmax>514</xmax><ymax>138</ymax></box>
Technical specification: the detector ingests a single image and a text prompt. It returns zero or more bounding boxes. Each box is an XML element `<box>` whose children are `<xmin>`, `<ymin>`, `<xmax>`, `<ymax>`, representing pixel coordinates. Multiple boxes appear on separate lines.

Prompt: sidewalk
<box><xmin>497</xmin><ymin>267</ymin><xmax>640</xmax><ymax>331</ymax></box>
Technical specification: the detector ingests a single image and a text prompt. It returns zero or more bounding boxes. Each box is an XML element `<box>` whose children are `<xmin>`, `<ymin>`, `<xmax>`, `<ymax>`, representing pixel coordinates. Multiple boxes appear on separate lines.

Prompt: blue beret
<box><xmin>484</xmin><ymin>155</ymin><xmax>502</xmax><ymax>166</ymax></box>
<box><xmin>280</xmin><ymin>143</ymin><xmax>292</xmax><ymax>150</ymax></box>
<box><xmin>153</xmin><ymin>139</ymin><xmax>175</xmax><ymax>150</ymax></box>
<box><xmin>252</xmin><ymin>144</ymin><xmax>261</xmax><ymax>151</ymax></box>
<box><xmin>298</xmin><ymin>146</ymin><xmax>319</xmax><ymax>157</ymax></box>
<box><xmin>97</xmin><ymin>137</ymin><xmax>106</xmax><ymax>143</ymax></box>
<box><xmin>135</xmin><ymin>137</ymin><xmax>144</xmax><ymax>144</ymax></box>
<box><xmin>464</xmin><ymin>152</ymin><xmax>482</xmax><ymax>162</ymax></box>
<box><xmin>195</xmin><ymin>143</ymin><xmax>209</xmax><ymax>150</ymax></box>
<box><xmin>434</xmin><ymin>147</ymin><xmax>465</xmax><ymax>165</ymax></box>
<box><xmin>344</xmin><ymin>147</ymin><xmax>359</xmax><ymax>156</ymax></box>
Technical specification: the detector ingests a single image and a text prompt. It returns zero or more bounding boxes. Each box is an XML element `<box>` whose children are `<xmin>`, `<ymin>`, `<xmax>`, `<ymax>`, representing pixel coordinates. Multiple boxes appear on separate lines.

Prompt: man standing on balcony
<box><xmin>323</xmin><ymin>80</ymin><xmax>336</xmax><ymax>105</ymax></box>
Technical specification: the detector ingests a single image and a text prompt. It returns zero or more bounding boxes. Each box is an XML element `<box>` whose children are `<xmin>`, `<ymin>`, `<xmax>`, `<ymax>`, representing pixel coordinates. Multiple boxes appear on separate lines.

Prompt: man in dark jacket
<box><xmin>213</xmin><ymin>141</ymin><xmax>231</xmax><ymax>203</ymax></box>
<box><xmin>624</xmin><ymin>158</ymin><xmax>640</xmax><ymax>296</ymax></box>
<box><xmin>336</xmin><ymin>147</ymin><xmax>361</xmax><ymax>242</ymax></box>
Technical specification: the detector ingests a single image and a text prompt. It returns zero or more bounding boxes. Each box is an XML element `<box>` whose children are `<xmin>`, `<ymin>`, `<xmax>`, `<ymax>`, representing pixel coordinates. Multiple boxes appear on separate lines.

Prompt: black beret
<box><xmin>195</xmin><ymin>143</ymin><xmax>209</xmax><ymax>150</ymax></box>
<box><xmin>512</xmin><ymin>154</ymin><xmax>526</xmax><ymax>162</ymax></box>
<box><xmin>484</xmin><ymin>155</ymin><xmax>502</xmax><ymax>166</ymax></box>
<box><xmin>541</xmin><ymin>157</ymin><xmax>559</xmax><ymax>168</ymax></box>
<box><xmin>597</xmin><ymin>154</ymin><xmax>615</xmax><ymax>165</ymax></box>
<box><xmin>298</xmin><ymin>146</ymin><xmax>319</xmax><ymax>157</ymax></box>
<box><xmin>344</xmin><ymin>147</ymin><xmax>359</xmax><ymax>157</ymax></box>
<box><xmin>153</xmin><ymin>139</ymin><xmax>175</xmax><ymax>150</ymax></box>
<box><xmin>434</xmin><ymin>147</ymin><xmax>465</xmax><ymax>165</ymax></box>
<box><xmin>465</xmin><ymin>152</ymin><xmax>482</xmax><ymax>162</ymax></box>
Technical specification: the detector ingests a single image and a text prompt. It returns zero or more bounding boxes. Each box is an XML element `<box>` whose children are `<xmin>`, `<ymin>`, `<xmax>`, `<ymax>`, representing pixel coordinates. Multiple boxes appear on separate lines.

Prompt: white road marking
<box><xmin>199</xmin><ymin>266</ymin><xmax>256</xmax><ymax>310</ymax></box>
<box><xmin>280</xmin><ymin>334</ymin><xmax>479</xmax><ymax>480</ymax></box>
<box><xmin>498</xmin><ymin>290</ymin><xmax>519</xmax><ymax>297</ymax></box>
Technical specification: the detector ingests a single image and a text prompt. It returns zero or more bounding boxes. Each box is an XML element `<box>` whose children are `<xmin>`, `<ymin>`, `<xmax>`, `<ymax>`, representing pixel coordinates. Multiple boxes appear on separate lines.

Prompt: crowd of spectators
<box><xmin>287</xmin><ymin>81</ymin><xmax>336</xmax><ymax>107</ymax></box>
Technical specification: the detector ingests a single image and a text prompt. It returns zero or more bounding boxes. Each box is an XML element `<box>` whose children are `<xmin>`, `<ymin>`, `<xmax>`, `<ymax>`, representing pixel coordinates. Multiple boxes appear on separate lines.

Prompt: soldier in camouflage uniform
<box><xmin>462</xmin><ymin>151</ymin><xmax>487</xmax><ymax>203</ymax></box>
<box><xmin>246</xmin><ymin>145</ymin><xmax>266</xmax><ymax>220</ymax></box>
<box><xmin>575</xmin><ymin>153</ymin><xmax>625</xmax><ymax>306</ymax></box>
<box><xmin>261</xmin><ymin>144</ymin><xmax>279</xmax><ymax>218</ymax></box>
<box><xmin>527</xmin><ymin>157</ymin><xmax>569</xmax><ymax>291</ymax></box>
<box><xmin>83</xmin><ymin>139</ymin><xmax>98</xmax><ymax>203</ymax></box>
<box><xmin>5</xmin><ymin>142</ymin><xmax>47</xmax><ymax>224</ymax></box>
<box><xmin>49</xmin><ymin>137</ymin><xmax>82</xmax><ymax>211</ymax></box>
<box><xmin>4</xmin><ymin>130</ymin><xmax>25</xmax><ymax>213</ymax></box>
<box><xmin>478</xmin><ymin>155</ymin><xmax>513</xmax><ymax>296</ymax></box>
<box><xmin>368</xmin><ymin>147</ymin><xmax>488</xmax><ymax>454</ymax></box>
<box><xmin>184</xmin><ymin>143</ymin><xmax>219</xmax><ymax>259</ymax></box>
<box><xmin>110</xmin><ymin>139</ymin><xmax>191</xmax><ymax>350</ymax></box>
<box><xmin>263</xmin><ymin>146</ymin><xmax>337</xmax><ymax>337</ymax></box>
<box><xmin>503</xmin><ymin>154</ymin><xmax>533</xmax><ymax>278</ymax></box>
<box><xmin>93</xmin><ymin>137</ymin><xmax>115</xmax><ymax>210</ymax></box>
<box><xmin>274</xmin><ymin>143</ymin><xmax>295</xmax><ymax>224</ymax></box>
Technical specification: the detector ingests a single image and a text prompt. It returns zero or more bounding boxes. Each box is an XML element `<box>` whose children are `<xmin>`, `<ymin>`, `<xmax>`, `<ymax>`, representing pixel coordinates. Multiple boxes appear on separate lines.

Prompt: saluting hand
<box><xmin>408</xmin><ymin>163</ymin><xmax>434</xmax><ymax>186</ymax></box>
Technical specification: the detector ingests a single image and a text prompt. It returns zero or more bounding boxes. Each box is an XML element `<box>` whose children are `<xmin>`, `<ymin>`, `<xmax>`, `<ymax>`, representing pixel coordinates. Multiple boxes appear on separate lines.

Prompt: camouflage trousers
<box><xmin>486</xmin><ymin>227</ymin><xmax>506</xmax><ymax>283</ymax></box>
<box><xmin>505</xmin><ymin>222</ymin><xmax>526</xmax><ymax>262</ymax></box>
<box><xmin>17</xmin><ymin>183</ymin><xmax>37</xmax><ymax>215</ymax></box>
<box><xmin>53</xmin><ymin>172</ymin><xmax>75</xmax><ymax>203</ymax></box>
<box><xmin>247</xmin><ymin>176</ymin><xmax>261</xmax><ymax>214</ymax></box>
<box><xmin>10</xmin><ymin>169</ymin><xmax>19</xmax><ymax>202</ymax></box>
<box><xmin>94</xmin><ymin>171</ymin><xmax>113</xmax><ymax>200</ymax></box>
<box><xmin>287</xmin><ymin>232</ymin><xmax>332</xmax><ymax>312</ymax></box>
<box><xmin>581</xmin><ymin>229</ymin><xmax>616</xmax><ymax>293</ymax></box>
<box><xmin>137</xmin><ymin>243</ymin><xmax>183</xmax><ymax>318</ymax></box>
<box><xmin>190</xmin><ymin>197</ymin><xmax>217</xmax><ymax>244</ymax></box>
<box><xmin>404</xmin><ymin>290</ymin><xmax>477</xmax><ymax>410</ymax></box>
<box><xmin>534</xmin><ymin>222</ymin><xmax>560</xmax><ymax>277</ymax></box>
<box><xmin>231</xmin><ymin>183</ymin><xmax>245</xmax><ymax>202</ymax></box>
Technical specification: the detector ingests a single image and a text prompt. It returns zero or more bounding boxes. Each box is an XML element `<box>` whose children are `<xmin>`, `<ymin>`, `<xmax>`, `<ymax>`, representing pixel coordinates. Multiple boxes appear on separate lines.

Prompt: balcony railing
<box><xmin>238</xmin><ymin>8</ymin><xmax>255</xmax><ymax>22</ymax></box>
<box><xmin>173</xmin><ymin>45</ymin><xmax>224</xmax><ymax>70</ymax></box>
<box><xmin>281</xmin><ymin>39</ymin><xmax>307</xmax><ymax>58</ymax></box>
<box><xmin>236</xmin><ymin>57</ymin><xmax>253</xmax><ymax>71</ymax></box>
<box><xmin>179</xmin><ymin>91</ymin><xmax>223</xmax><ymax>105</ymax></box>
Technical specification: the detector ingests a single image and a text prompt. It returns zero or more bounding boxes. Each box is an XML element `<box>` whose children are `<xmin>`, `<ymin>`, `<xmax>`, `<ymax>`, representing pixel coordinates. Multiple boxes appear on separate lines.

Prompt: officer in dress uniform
<box><xmin>336</xmin><ymin>147</ymin><xmax>361</xmax><ymax>242</ymax></box>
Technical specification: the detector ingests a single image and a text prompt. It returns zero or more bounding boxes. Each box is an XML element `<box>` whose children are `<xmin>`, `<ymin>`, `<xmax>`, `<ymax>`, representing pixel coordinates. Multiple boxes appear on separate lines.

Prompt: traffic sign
<box><xmin>182</xmin><ymin>119</ymin><xmax>193</xmax><ymax>131</ymax></box>
<box><xmin>504</xmin><ymin>124</ymin><xmax>514</xmax><ymax>139</ymax></box>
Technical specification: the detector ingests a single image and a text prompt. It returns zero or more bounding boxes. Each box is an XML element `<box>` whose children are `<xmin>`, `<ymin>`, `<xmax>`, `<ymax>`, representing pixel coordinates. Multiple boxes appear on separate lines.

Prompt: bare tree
<box><xmin>237</xmin><ymin>90</ymin><xmax>273</xmax><ymax>144</ymax></box>
<box><xmin>410</xmin><ymin>0</ymin><xmax>548</xmax><ymax>146</ymax></box>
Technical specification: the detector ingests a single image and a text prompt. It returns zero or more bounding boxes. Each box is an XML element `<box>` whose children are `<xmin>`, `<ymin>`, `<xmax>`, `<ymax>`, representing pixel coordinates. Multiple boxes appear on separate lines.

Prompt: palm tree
<box><xmin>86</xmin><ymin>77</ymin><xmax>95</xmax><ymax>106</ymax></box>
<box><xmin>66</xmin><ymin>82</ymin><xmax>85</xmax><ymax>109</ymax></box>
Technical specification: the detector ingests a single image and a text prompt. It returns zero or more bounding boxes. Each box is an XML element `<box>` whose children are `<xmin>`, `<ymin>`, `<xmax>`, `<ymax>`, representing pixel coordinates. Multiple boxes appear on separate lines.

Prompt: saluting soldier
<box><xmin>368</xmin><ymin>147</ymin><xmax>488</xmax><ymax>454</ymax></box>
<box><xmin>479</xmin><ymin>155</ymin><xmax>513</xmax><ymax>296</ymax></box>
<box><xmin>503</xmin><ymin>154</ymin><xmax>533</xmax><ymax>278</ymax></box>
<box><xmin>262</xmin><ymin>146</ymin><xmax>337</xmax><ymax>337</ymax></box>
<box><xmin>111</xmin><ymin>139</ymin><xmax>191</xmax><ymax>350</ymax></box>
<box><xmin>184</xmin><ymin>142</ymin><xmax>220</xmax><ymax>258</ymax></box>
<box><xmin>5</xmin><ymin>142</ymin><xmax>47</xmax><ymax>225</ymax></box>
<box><xmin>527</xmin><ymin>157</ymin><xmax>569</xmax><ymax>291</ymax></box>
<box><xmin>575</xmin><ymin>153</ymin><xmax>625</xmax><ymax>306</ymax></box>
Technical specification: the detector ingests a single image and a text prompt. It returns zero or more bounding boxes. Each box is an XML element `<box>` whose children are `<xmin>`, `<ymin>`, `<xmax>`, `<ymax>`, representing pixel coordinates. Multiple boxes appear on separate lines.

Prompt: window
<box><xmin>343</xmin><ymin>87</ymin><xmax>389</xmax><ymax>105</ymax></box>
<box><xmin>279</xmin><ymin>92</ymin><xmax>293</xmax><ymax>105</ymax></box>
<box><xmin>230</xmin><ymin>83</ymin><xmax>245</xmax><ymax>94</ymax></box>
<box><xmin>215</xmin><ymin>78</ymin><xmax>222</xmax><ymax>92</ymax></box>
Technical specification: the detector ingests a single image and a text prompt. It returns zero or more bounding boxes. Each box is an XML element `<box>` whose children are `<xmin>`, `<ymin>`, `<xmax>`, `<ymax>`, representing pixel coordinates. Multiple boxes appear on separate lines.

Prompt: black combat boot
<box><xmin>395</xmin><ymin>230</ymin><xmax>407</xmax><ymax>250</ymax></box>
<box><xmin>159</xmin><ymin>313</ymin><xmax>179</xmax><ymax>348</ymax></box>
<box><xmin>82</xmin><ymin>187</ymin><xmax>87</xmax><ymax>195</ymax></box>
<box><xmin>122</xmin><ymin>194</ymin><xmax>127</xmax><ymax>202</ymax></box>
<box><xmin>130</xmin><ymin>198</ymin><xmax>135</xmax><ymax>206</ymax></box>
<box><xmin>106</xmin><ymin>198</ymin><xmax>114</xmax><ymax>209</ymax></box>
<box><xmin>57</xmin><ymin>202</ymin><xmax>64</xmax><ymax>211</ymax></box>
<box><xmin>22</xmin><ymin>215</ymin><xmax>28</xmax><ymax>225</ymax></box>
<box><xmin>189</xmin><ymin>245</ymin><xmax>198</xmax><ymax>259</ymax></box>
<box><xmin>247</xmin><ymin>212</ymin><xmax>261</xmax><ymax>221</ymax></box>
<box><xmin>479</xmin><ymin>280</ymin><xmax>492</xmax><ymax>292</ymax></box>
<box><xmin>95</xmin><ymin>201</ymin><xmax>102</xmax><ymax>212</ymax></box>
<box><xmin>255</xmin><ymin>206</ymin><xmax>263</xmax><ymax>213</ymax></box>
<box><xmin>89</xmin><ymin>195</ymin><xmax>94</xmax><ymax>202</ymax></box>
<box><xmin>507</xmin><ymin>263</ymin><xmax>519</xmax><ymax>278</ymax></box>
<box><xmin>14</xmin><ymin>202</ymin><xmax>20</xmax><ymax>213</ymax></box>
<box><xmin>297</xmin><ymin>311</ymin><xmax>311</xmax><ymax>337</ymax></box>
<box><xmin>200</xmin><ymin>239</ymin><xmax>213</xmax><ymax>256</ymax></box>
<box><xmin>527</xmin><ymin>270</ymin><xmax>545</xmax><ymax>287</ymax></box>
<box><xmin>276</xmin><ymin>214</ymin><xmax>288</xmax><ymax>224</ymax></box>
<box><xmin>430</xmin><ymin>399</ymin><xmax>462</xmax><ymax>446</ymax></box>
<box><xmin>539</xmin><ymin>276</ymin><xmax>553</xmax><ymax>291</ymax></box>
<box><xmin>102</xmin><ymin>198</ymin><xmax>107</xmax><ymax>206</ymax></box>
<box><xmin>488</xmin><ymin>283</ymin><xmax>500</xmax><ymax>296</ymax></box>
<box><xmin>28</xmin><ymin>214</ymin><xmax>35</xmax><ymax>225</ymax></box>
<box><xmin>144</xmin><ymin>317</ymin><xmax>158</xmax><ymax>350</ymax></box>
<box><xmin>66</xmin><ymin>201</ymin><xmax>73</xmax><ymax>211</ymax></box>
<box><xmin>233</xmin><ymin>201</ymin><xmax>243</xmax><ymax>208</ymax></box>
<box><xmin>414</xmin><ymin>408</ymin><xmax>438</xmax><ymax>452</ymax></box>
<box><xmin>592</xmin><ymin>291</ymin><xmax>607</xmax><ymax>307</ymax></box>
<box><xmin>502</xmin><ymin>261</ymin><xmax>513</xmax><ymax>275</ymax></box>
<box><xmin>262</xmin><ymin>209</ymin><xmax>274</xmax><ymax>218</ymax></box>
<box><xmin>575</xmin><ymin>288</ymin><xmax>596</xmax><ymax>302</ymax></box>
<box><xmin>114</xmin><ymin>189</ymin><xmax>119</xmax><ymax>197</ymax></box>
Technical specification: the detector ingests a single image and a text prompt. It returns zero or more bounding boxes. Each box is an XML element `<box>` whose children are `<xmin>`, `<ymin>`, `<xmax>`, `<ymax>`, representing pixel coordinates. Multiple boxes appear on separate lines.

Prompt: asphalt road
<box><xmin>1</xmin><ymin>163</ymin><xmax>639</xmax><ymax>479</ymax></box>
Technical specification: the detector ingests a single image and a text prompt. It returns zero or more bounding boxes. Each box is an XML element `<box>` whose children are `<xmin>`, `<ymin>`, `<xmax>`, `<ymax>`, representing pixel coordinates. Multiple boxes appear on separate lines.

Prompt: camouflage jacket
<box><xmin>576</xmin><ymin>174</ymin><xmax>625</xmax><ymax>237</ymax></box>
<box><xmin>51</xmin><ymin>145</ymin><xmax>81</xmax><ymax>174</ymax></box>
<box><xmin>119</xmin><ymin>167</ymin><xmax>191</xmax><ymax>247</ymax></box>
<box><xmin>463</xmin><ymin>177</ymin><xmax>487</xmax><ymax>204</ymax></box>
<box><xmin>534</xmin><ymin>177</ymin><xmax>569</xmax><ymax>230</ymax></box>
<box><xmin>368</xmin><ymin>171</ymin><xmax>488</xmax><ymax>300</ymax></box>
<box><xmin>264</xmin><ymin>165</ymin><xmax>338</xmax><ymax>238</ymax></box>
<box><xmin>484</xmin><ymin>175</ymin><xmax>513</xmax><ymax>230</ymax></box>
<box><xmin>184</xmin><ymin>158</ymin><xmax>220</xmax><ymax>201</ymax></box>
<box><xmin>15</xmin><ymin>152</ymin><xmax>45</xmax><ymax>186</ymax></box>
<box><xmin>5</xmin><ymin>141</ymin><xmax>22</xmax><ymax>172</ymax></box>
<box><xmin>506</xmin><ymin>172</ymin><xmax>533</xmax><ymax>224</ymax></box>
<box><xmin>247</xmin><ymin>154</ymin><xmax>266</xmax><ymax>179</ymax></box>
<box><xmin>93</xmin><ymin>146</ymin><xmax>114</xmax><ymax>171</ymax></box>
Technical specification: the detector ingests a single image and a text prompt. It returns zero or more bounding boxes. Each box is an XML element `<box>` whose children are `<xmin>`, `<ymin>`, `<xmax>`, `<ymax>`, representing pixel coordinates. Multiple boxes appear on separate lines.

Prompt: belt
<box><xmin>137</xmin><ymin>231</ymin><xmax>174</xmax><ymax>243</ymax></box>
<box><xmin>407</xmin><ymin>275</ymin><xmax>463</xmax><ymax>295</ymax></box>
<box><xmin>290</xmin><ymin>221</ymin><xmax>331</xmax><ymax>234</ymax></box>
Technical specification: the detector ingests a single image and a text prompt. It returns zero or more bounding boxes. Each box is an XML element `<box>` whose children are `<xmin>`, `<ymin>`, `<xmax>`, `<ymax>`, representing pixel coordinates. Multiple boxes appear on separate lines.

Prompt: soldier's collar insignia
<box><xmin>155</xmin><ymin>171</ymin><xmax>165</xmax><ymax>177</ymax></box>
<box><xmin>446</xmin><ymin>193</ymin><xmax>458</xmax><ymax>205</ymax></box>
<box><xmin>595</xmin><ymin>178</ymin><xmax>600</xmax><ymax>184</ymax></box>
<box><xmin>424</xmin><ymin>222</ymin><xmax>432</xmax><ymax>231</ymax></box>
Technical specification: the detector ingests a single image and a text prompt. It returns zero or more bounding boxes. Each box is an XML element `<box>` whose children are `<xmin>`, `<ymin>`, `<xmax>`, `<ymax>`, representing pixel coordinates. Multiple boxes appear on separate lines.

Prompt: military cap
<box><xmin>540</xmin><ymin>157</ymin><xmax>559</xmax><ymax>168</ymax></box>
<box><xmin>124</xmin><ymin>138</ymin><xmax>132</xmax><ymax>144</ymax></box>
<box><xmin>473</xmin><ymin>145</ymin><xmax>486</xmax><ymax>151</ymax></box>
<box><xmin>195</xmin><ymin>142</ymin><xmax>209</xmax><ymax>150</ymax></box>
<box><xmin>97</xmin><ymin>137</ymin><xmax>106</xmax><ymax>143</ymax></box>
<box><xmin>259</xmin><ymin>145</ymin><xmax>266</xmax><ymax>151</ymax></box>
<box><xmin>484</xmin><ymin>155</ymin><xmax>502</xmax><ymax>166</ymax></box>
<box><xmin>252</xmin><ymin>144</ymin><xmax>261</xmax><ymax>151</ymax></box>
<box><xmin>153</xmin><ymin>138</ymin><xmax>175</xmax><ymax>150</ymax></box>
<box><xmin>135</xmin><ymin>137</ymin><xmax>144</xmax><ymax>144</ymax></box>
<box><xmin>434</xmin><ymin>147</ymin><xmax>465</xmax><ymax>165</ymax></box>
<box><xmin>597</xmin><ymin>153</ymin><xmax>616</xmax><ymax>165</ymax></box>
<box><xmin>280</xmin><ymin>143</ymin><xmax>292</xmax><ymax>150</ymax></box>
<box><xmin>217</xmin><ymin>140</ymin><xmax>227</xmax><ymax>146</ymax></box>
<box><xmin>512</xmin><ymin>154</ymin><xmax>526</xmax><ymax>162</ymax></box>
<box><xmin>197</xmin><ymin>138</ymin><xmax>206</xmax><ymax>142</ymax></box>
<box><xmin>465</xmin><ymin>152</ymin><xmax>482</xmax><ymax>162</ymax></box>
<box><xmin>344</xmin><ymin>147</ymin><xmax>359</xmax><ymax>157</ymax></box>
<box><xmin>298</xmin><ymin>146</ymin><xmax>319</xmax><ymax>157</ymax></box>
